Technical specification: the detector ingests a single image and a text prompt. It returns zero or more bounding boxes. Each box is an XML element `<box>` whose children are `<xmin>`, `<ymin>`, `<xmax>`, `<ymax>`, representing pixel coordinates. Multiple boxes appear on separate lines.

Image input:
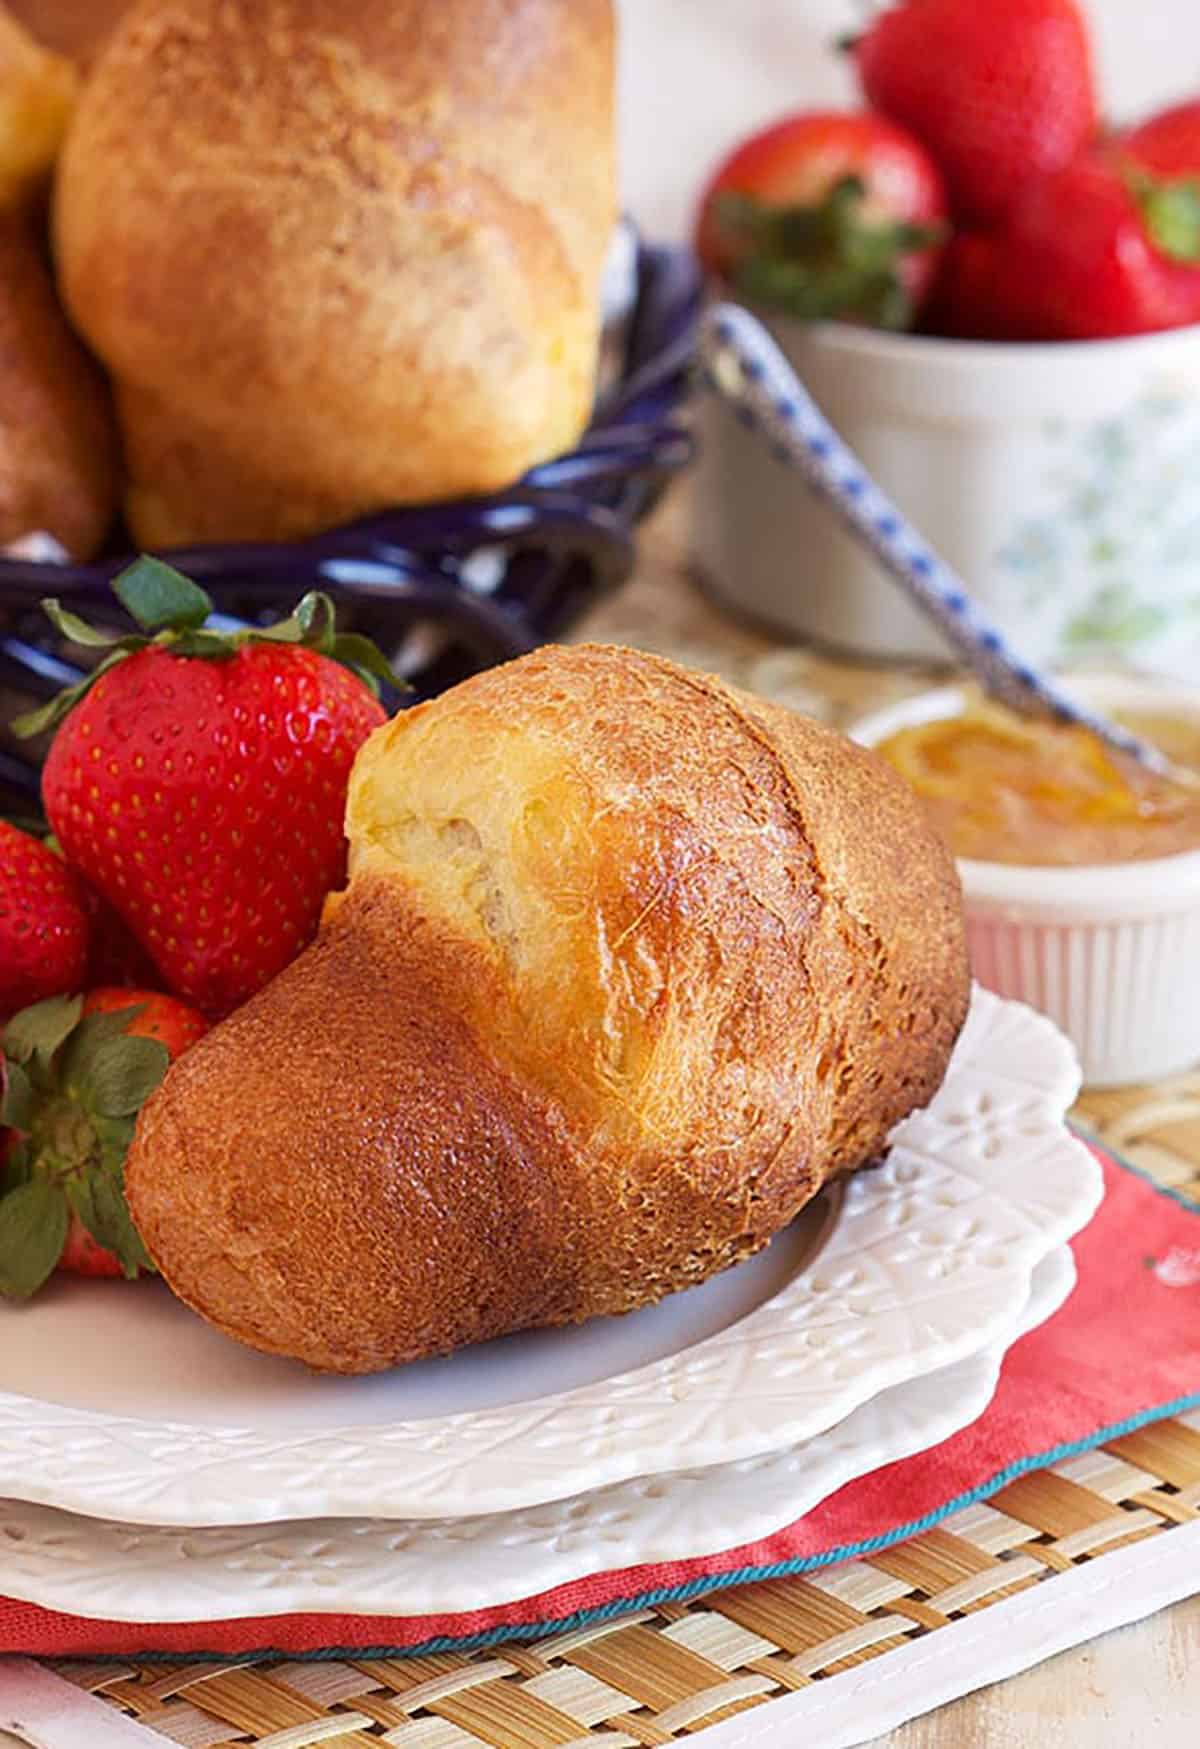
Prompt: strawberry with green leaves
<box><xmin>0</xmin><ymin>988</ymin><xmax>207</xmax><ymax>1296</ymax></box>
<box><xmin>989</xmin><ymin>152</ymin><xmax>1200</xmax><ymax>341</ymax></box>
<box><xmin>1124</xmin><ymin>101</ymin><xmax>1200</xmax><ymax>181</ymax></box>
<box><xmin>16</xmin><ymin>558</ymin><xmax>395</xmax><ymax>1018</ymax></box>
<box><xmin>0</xmin><ymin>821</ymin><xmax>90</xmax><ymax>1020</ymax></box>
<box><xmin>695</xmin><ymin>111</ymin><xmax>947</xmax><ymax>330</ymax></box>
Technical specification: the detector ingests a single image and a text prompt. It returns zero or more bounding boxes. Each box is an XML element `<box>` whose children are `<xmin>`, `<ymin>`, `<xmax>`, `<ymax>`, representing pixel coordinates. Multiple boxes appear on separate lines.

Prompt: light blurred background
<box><xmin>619</xmin><ymin>0</ymin><xmax>1200</xmax><ymax>238</ymax></box>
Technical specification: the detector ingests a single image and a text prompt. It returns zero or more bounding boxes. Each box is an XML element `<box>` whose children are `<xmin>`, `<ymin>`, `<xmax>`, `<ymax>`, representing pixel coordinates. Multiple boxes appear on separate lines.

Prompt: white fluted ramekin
<box><xmin>852</xmin><ymin>676</ymin><xmax>1200</xmax><ymax>1088</ymax></box>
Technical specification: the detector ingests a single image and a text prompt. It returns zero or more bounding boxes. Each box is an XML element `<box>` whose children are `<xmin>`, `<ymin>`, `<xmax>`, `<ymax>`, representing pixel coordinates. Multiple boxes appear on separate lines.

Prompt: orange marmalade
<box><xmin>876</xmin><ymin>701</ymin><xmax>1200</xmax><ymax>866</ymax></box>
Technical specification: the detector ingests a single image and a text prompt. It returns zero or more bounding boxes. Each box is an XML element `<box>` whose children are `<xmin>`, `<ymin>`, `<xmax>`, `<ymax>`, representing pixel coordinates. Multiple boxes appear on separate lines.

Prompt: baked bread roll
<box><xmin>127</xmin><ymin>646</ymin><xmax>970</xmax><ymax>1375</ymax></box>
<box><xmin>54</xmin><ymin>0</ymin><xmax>617</xmax><ymax>547</ymax></box>
<box><xmin>0</xmin><ymin>2</ymin><xmax>76</xmax><ymax>207</ymax></box>
<box><xmin>5</xmin><ymin>0</ymin><xmax>131</xmax><ymax>66</ymax></box>
<box><xmin>0</xmin><ymin>213</ymin><xmax>118</xmax><ymax>556</ymax></box>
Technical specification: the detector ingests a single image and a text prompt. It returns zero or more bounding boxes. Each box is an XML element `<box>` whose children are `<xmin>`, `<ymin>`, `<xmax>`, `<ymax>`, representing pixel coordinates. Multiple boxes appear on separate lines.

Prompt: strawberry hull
<box><xmin>0</xmin><ymin>988</ymin><xmax>208</xmax><ymax>1297</ymax></box>
<box><xmin>695</xmin><ymin>110</ymin><xmax>947</xmax><ymax>330</ymax></box>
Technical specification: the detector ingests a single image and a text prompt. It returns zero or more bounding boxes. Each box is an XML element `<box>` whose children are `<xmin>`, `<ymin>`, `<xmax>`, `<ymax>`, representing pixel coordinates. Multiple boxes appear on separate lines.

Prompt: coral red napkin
<box><xmin>2</xmin><ymin>1146</ymin><xmax>1197</xmax><ymax>1659</ymax></box>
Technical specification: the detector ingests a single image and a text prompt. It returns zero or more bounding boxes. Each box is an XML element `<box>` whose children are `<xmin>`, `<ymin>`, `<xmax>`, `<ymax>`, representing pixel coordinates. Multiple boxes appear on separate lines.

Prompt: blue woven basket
<box><xmin>0</xmin><ymin>239</ymin><xmax>700</xmax><ymax>812</ymax></box>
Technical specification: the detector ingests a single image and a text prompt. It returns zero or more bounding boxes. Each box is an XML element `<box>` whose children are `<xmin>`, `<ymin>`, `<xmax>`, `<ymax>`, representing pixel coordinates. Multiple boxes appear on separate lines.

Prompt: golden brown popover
<box><xmin>127</xmin><ymin>646</ymin><xmax>970</xmax><ymax>1374</ymax></box>
<box><xmin>0</xmin><ymin>212</ymin><xmax>118</xmax><ymax>556</ymax></box>
<box><xmin>55</xmin><ymin>0</ymin><xmax>617</xmax><ymax>546</ymax></box>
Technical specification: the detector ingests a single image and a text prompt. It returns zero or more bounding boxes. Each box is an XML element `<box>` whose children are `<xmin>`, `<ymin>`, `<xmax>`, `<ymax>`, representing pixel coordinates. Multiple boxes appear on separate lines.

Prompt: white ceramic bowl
<box><xmin>692</xmin><ymin>313</ymin><xmax>1200</xmax><ymax>674</ymax></box>
<box><xmin>852</xmin><ymin>675</ymin><xmax>1200</xmax><ymax>1088</ymax></box>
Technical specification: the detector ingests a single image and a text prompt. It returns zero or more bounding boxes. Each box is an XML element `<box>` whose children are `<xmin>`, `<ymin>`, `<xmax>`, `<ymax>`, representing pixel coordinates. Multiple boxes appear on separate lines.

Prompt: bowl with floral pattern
<box><xmin>693</xmin><ymin>313</ymin><xmax>1200</xmax><ymax>672</ymax></box>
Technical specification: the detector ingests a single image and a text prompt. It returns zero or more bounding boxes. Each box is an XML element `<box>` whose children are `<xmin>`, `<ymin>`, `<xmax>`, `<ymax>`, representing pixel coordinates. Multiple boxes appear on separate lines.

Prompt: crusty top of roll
<box><xmin>127</xmin><ymin>645</ymin><xmax>969</xmax><ymax>1373</ymax></box>
<box><xmin>346</xmin><ymin>644</ymin><xmax>967</xmax><ymax>1171</ymax></box>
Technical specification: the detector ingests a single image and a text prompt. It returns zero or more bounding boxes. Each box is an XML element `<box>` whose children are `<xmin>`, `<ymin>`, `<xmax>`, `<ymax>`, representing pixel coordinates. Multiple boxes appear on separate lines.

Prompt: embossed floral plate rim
<box><xmin>0</xmin><ymin>1247</ymin><xmax>1076</xmax><ymax>1623</ymax></box>
<box><xmin>0</xmin><ymin>987</ymin><xmax>1103</xmax><ymax>1527</ymax></box>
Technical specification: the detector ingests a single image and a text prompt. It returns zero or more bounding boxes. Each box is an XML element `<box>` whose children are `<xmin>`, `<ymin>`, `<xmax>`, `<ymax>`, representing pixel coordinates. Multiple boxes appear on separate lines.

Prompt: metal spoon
<box><xmin>700</xmin><ymin>300</ymin><xmax>1199</xmax><ymax>788</ymax></box>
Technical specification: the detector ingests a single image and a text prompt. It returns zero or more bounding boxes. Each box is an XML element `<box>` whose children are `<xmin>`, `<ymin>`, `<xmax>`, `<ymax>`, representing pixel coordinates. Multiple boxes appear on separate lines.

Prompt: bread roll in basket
<box><xmin>126</xmin><ymin>646</ymin><xmax>970</xmax><ymax>1374</ymax></box>
<box><xmin>0</xmin><ymin>212</ymin><xmax>119</xmax><ymax>557</ymax></box>
<box><xmin>54</xmin><ymin>0</ymin><xmax>617</xmax><ymax>546</ymax></box>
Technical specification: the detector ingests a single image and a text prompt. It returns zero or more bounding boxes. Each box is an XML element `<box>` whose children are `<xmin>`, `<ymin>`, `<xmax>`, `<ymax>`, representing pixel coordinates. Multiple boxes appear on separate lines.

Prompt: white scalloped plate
<box><xmin>0</xmin><ymin>1249</ymin><xmax>1075</xmax><ymax>1624</ymax></box>
<box><xmin>0</xmin><ymin>988</ymin><xmax>1102</xmax><ymax>1528</ymax></box>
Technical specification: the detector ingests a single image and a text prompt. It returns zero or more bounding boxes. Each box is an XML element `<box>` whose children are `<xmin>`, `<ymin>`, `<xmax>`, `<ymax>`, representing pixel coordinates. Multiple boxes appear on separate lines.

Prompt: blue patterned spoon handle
<box><xmin>700</xmin><ymin>300</ymin><xmax>1185</xmax><ymax>783</ymax></box>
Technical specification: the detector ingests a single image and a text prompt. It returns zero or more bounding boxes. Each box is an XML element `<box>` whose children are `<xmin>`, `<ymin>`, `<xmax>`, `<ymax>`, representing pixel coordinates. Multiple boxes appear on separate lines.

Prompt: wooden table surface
<box><xmin>578</xmin><ymin>485</ymin><xmax>1200</xmax><ymax>1747</ymax></box>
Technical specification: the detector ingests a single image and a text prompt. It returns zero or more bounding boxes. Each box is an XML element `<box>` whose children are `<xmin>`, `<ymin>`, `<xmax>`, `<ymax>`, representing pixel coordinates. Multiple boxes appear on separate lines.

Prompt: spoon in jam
<box><xmin>701</xmin><ymin>301</ymin><xmax>1200</xmax><ymax>792</ymax></box>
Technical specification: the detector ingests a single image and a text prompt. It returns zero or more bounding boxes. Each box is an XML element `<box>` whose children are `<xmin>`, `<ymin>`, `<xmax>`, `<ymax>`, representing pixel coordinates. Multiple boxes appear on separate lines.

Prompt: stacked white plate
<box><xmin>0</xmin><ymin>987</ymin><xmax>1103</xmax><ymax>1625</ymax></box>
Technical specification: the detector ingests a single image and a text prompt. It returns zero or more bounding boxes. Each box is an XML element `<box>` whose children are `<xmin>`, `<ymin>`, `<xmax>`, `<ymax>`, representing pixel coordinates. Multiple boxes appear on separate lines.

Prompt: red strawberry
<box><xmin>16</xmin><ymin>558</ymin><xmax>393</xmax><ymax>1018</ymax></box>
<box><xmin>0</xmin><ymin>987</ymin><xmax>208</xmax><ymax>1295</ymax></box>
<box><xmin>1124</xmin><ymin>101</ymin><xmax>1200</xmax><ymax>179</ymax></box>
<box><xmin>852</xmin><ymin>0</ymin><xmax>1098</xmax><ymax>228</ymax></box>
<box><xmin>695</xmin><ymin>110</ymin><xmax>947</xmax><ymax>329</ymax></box>
<box><xmin>996</xmin><ymin>152</ymin><xmax>1200</xmax><ymax>340</ymax></box>
<box><xmin>0</xmin><ymin>821</ymin><xmax>89</xmax><ymax>1019</ymax></box>
<box><xmin>920</xmin><ymin>233</ymin><xmax>1042</xmax><ymax>341</ymax></box>
<box><xmin>83</xmin><ymin>985</ymin><xmax>211</xmax><ymax>1056</ymax></box>
<box><xmin>77</xmin><ymin>878</ymin><xmax>160</xmax><ymax>989</ymax></box>
<box><xmin>58</xmin><ymin>1217</ymin><xmax>125</xmax><ymax>1278</ymax></box>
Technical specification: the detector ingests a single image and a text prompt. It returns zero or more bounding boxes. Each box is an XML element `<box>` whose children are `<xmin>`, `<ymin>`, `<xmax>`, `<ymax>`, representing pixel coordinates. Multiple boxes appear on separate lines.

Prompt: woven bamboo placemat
<box><xmin>47</xmin><ymin>1081</ymin><xmax>1196</xmax><ymax>1748</ymax></box>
